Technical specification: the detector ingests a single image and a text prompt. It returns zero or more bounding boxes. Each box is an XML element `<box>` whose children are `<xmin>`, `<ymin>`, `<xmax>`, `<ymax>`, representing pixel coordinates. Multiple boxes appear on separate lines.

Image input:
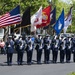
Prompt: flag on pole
<box><xmin>50</xmin><ymin>7</ymin><xmax>56</xmax><ymax>25</ymax></box>
<box><xmin>36</xmin><ymin>6</ymin><xmax>51</xmax><ymax>28</ymax></box>
<box><xmin>64</xmin><ymin>7</ymin><xmax>72</xmax><ymax>33</ymax></box>
<box><xmin>44</xmin><ymin>7</ymin><xmax>56</xmax><ymax>29</ymax></box>
<box><xmin>0</xmin><ymin>5</ymin><xmax>21</xmax><ymax>28</ymax></box>
<box><xmin>31</xmin><ymin>6</ymin><xmax>42</xmax><ymax>32</ymax></box>
<box><xmin>14</xmin><ymin>7</ymin><xmax>31</xmax><ymax>30</ymax></box>
<box><xmin>21</xmin><ymin>7</ymin><xmax>31</xmax><ymax>27</ymax></box>
<box><xmin>33</xmin><ymin>6</ymin><xmax>42</xmax><ymax>26</ymax></box>
<box><xmin>31</xmin><ymin>15</ymin><xmax>37</xmax><ymax>32</ymax></box>
<box><xmin>53</xmin><ymin>9</ymin><xmax>64</xmax><ymax>35</ymax></box>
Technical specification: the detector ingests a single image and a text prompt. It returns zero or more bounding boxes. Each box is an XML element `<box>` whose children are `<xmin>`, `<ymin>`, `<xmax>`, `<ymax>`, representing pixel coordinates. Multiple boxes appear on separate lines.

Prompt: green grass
<box><xmin>68</xmin><ymin>72</ymin><xmax>75</xmax><ymax>75</ymax></box>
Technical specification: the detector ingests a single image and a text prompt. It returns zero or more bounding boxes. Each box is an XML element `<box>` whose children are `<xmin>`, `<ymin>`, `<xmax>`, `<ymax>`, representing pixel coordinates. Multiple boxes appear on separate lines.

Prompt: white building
<box><xmin>0</xmin><ymin>28</ymin><xmax>4</xmax><ymax>40</ymax></box>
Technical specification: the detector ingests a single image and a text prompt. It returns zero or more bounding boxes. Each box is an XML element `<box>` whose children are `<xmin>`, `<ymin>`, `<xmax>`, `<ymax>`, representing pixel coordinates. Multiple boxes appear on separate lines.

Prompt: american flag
<box><xmin>0</xmin><ymin>5</ymin><xmax>21</xmax><ymax>28</ymax></box>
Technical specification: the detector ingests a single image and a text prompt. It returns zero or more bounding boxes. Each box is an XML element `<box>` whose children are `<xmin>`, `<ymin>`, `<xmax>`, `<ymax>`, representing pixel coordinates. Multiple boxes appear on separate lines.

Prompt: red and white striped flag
<box><xmin>0</xmin><ymin>5</ymin><xmax>21</xmax><ymax>28</ymax></box>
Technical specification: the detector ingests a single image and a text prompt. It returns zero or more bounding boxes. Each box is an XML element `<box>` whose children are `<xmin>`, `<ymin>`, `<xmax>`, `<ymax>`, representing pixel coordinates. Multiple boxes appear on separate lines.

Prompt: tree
<box><xmin>0</xmin><ymin>0</ymin><xmax>75</xmax><ymax>35</ymax></box>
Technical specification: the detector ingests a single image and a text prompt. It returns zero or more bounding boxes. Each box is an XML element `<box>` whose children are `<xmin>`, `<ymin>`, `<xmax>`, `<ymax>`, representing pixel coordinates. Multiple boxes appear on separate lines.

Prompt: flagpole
<box><xmin>52</xmin><ymin>0</ymin><xmax>55</xmax><ymax>35</ymax></box>
<box><xmin>30</xmin><ymin>0</ymin><xmax>36</xmax><ymax>36</ymax></box>
<box><xmin>70</xmin><ymin>25</ymin><xmax>72</xmax><ymax>33</ymax></box>
<box><xmin>9</xmin><ymin>26</ymin><xmax>11</xmax><ymax>34</ymax></box>
<box><xmin>51</xmin><ymin>0</ymin><xmax>56</xmax><ymax>36</ymax></box>
<box><xmin>29</xmin><ymin>0</ymin><xmax>32</xmax><ymax>35</ymax></box>
<box><xmin>41</xmin><ymin>0</ymin><xmax>42</xmax><ymax>35</ymax></box>
<box><xmin>47</xmin><ymin>0</ymin><xmax>52</xmax><ymax>35</ymax></box>
<box><xmin>19</xmin><ymin>0</ymin><xmax>21</xmax><ymax>35</ymax></box>
<box><xmin>42</xmin><ymin>0</ymin><xmax>45</xmax><ymax>35</ymax></box>
<box><xmin>70</xmin><ymin>6</ymin><xmax>73</xmax><ymax>33</ymax></box>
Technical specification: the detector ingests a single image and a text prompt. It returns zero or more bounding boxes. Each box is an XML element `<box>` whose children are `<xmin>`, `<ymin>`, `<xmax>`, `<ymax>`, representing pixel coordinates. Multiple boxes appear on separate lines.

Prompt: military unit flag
<box><xmin>44</xmin><ymin>7</ymin><xmax>56</xmax><ymax>29</ymax></box>
<box><xmin>21</xmin><ymin>7</ymin><xmax>31</xmax><ymax>27</ymax></box>
<box><xmin>53</xmin><ymin>9</ymin><xmax>64</xmax><ymax>35</ymax></box>
<box><xmin>15</xmin><ymin>7</ymin><xmax>31</xmax><ymax>29</ymax></box>
<box><xmin>64</xmin><ymin>7</ymin><xmax>72</xmax><ymax>33</ymax></box>
<box><xmin>50</xmin><ymin>7</ymin><xmax>56</xmax><ymax>25</ymax></box>
<box><xmin>36</xmin><ymin>6</ymin><xmax>51</xmax><ymax>28</ymax></box>
<box><xmin>0</xmin><ymin>4</ymin><xmax>73</xmax><ymax>35</ymax></box>
<box><xmin>31</xmin><ymin>6</ymin><xmax>42</xmax><ymax>32</ymax></box>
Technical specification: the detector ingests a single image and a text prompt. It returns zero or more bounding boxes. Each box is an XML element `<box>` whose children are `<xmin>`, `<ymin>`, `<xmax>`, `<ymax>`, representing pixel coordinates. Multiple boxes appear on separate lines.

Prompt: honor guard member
<box><xmin>6</xmin><ymin>36</ymin><xmax>14</xmax><ymax>66</ymax></box>
<box><xmin>43</xmin><ymin>35</ymin><xmax>51</xmax><ymax>64</ymax></box>
<box><xmin>59</xmin><ymin>37</ymin><xmax>66</xmax><ymax>63</ymax></box>
<box><xmin>52</xmin><ymin>35</ymin><xmax>59</xmax><ymax>63</ymax></box>
<box><xmin>66</xmin><ymin>37</ymin><xmax>72</xmax><ymax>63</ymax></box>
<box><xmin>35</xmin><ymin>34</ymin><xmax>43</xmax><ymax>64</ymax></box>
<box><xmin>31</xmin><ymin>36</ymin><xmax>35</xmax><ymax>48</ymax></box>
<box><xmin>43</xmin><ymin>40</ymin><xmax>51</xmax><ymax>64</ymax></box>
<box><xmin>15</xmin><ymin>36</ymin><xmax>20</xmax><ymax>64</ymax></box>
<box><xmin>26</xmin><ymin>36</ymin><xmax>32</xmax><ymax>44</ymax></box>
<box><xmin>72</xmin><ymin>36</ymin><xmax>75</xmax><ymax>62</ymax></box>
<box><xmin>51</xmin><ymin>36</ymin><xmax>55</xmax><ymax>62</ymax></box>
<box><xmin>17</xmin><ymin>36</ymin><xmax>25</xmax><ymax>65</ymax></box>
<box><xmin>15</xmin><ymin>36</ymin><xmax>20</xmax><ymax>63</ymax></box>
<box><xmin>26</xmin><ymin>41</ymin><xmax>33</xmax><ymax>65</ymax></box>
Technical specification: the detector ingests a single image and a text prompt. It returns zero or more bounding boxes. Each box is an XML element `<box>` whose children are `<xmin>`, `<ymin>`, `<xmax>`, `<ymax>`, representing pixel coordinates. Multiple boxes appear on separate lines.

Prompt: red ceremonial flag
<box><xmin>36</xmin><ymin>5</ymin><xmax>51</xmax><ymax>28</ymax></box>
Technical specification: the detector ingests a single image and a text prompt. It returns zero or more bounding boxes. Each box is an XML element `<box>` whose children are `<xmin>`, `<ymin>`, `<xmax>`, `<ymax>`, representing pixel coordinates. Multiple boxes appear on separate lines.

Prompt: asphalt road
<box><xmin>0</xmin><ymin>51</ymin><xmax>75</xmax><ymax>75</ymax></box>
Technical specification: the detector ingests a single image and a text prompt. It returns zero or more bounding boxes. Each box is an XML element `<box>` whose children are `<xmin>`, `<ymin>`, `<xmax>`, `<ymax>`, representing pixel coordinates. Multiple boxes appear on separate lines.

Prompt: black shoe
<box><xmin>18</xmin><ymin>62</ymin><xmax>20</xmax><ymax>65</ymax></box>
<box><xmin>74</xmin><ymin>60</ymin><xmax>75</xmax><ymax>62</ymax></box>
<box><xmin>66</xmin><ymin>60</ymin><xmax>70</xmax><ymax>63</ymax></box>
<box><xmin>44</xmin><ymin>61</ymin><xmax>47</xmax><ymax>64</ymax></box>
<box><xmin>27</xmin><ymin>62</ymin><xmax>31</xmax><ymax>65</ymax></box>
<box><xmin>47</xmin><ymin>61</ymin><xmax>50</xmax><ymax>64</ymax></box>
<box><xmin>20</xmin><ymin>63</ymin><xmax>23</xmax><ymax>65</ymax></box>
<box><xmin>7</xmin><ymin>63</ymin><xmax>10</xmax><ymax>66</ymax></box>
<box><xmin>37</xmin><ymin>61</ymin><xmax>41</xmax><ymax>64</ymax></box>
<box><xmin>53</xmin><ymin>61</ymin><xmax>56</xmax><ymax>63</ymax></box>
